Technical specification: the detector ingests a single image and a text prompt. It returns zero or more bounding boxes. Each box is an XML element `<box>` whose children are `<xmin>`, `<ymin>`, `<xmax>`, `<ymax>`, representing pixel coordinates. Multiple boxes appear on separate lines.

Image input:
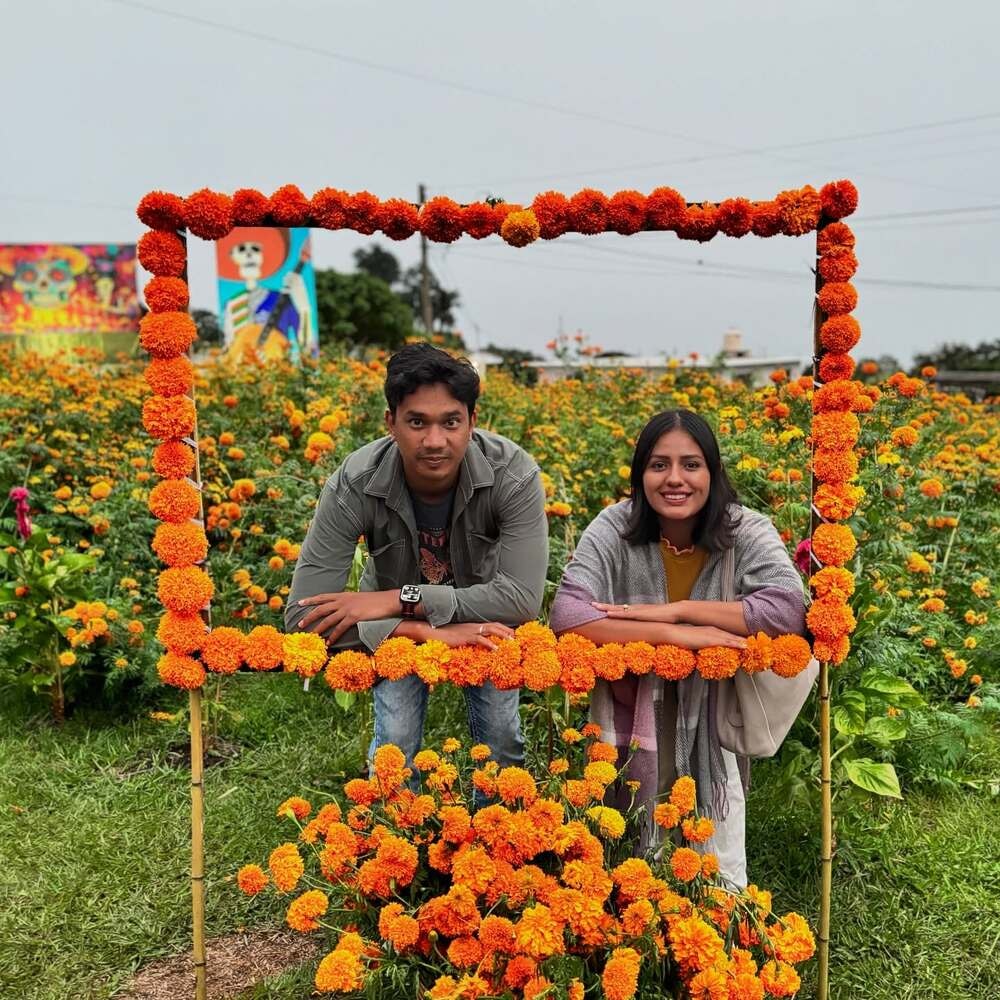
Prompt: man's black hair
<box><xmin>384</xmin><ymin>342</ymin><xmax>481</xmax><ymax>416</ymax></box>
<box><xmin>622</xmin><ymin>409</ymin><xmax>740</xmax><ymax>551</ymax></box>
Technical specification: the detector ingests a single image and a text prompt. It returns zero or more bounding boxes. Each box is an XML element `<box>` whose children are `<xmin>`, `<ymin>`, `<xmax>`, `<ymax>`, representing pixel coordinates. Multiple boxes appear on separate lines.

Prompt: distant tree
<box><xmin>485</xmin><ymin>342</ymin><xmax>542</xmax><ymax>386</ymax></box>
<box><xmin>314</xmin><ymin>269</ymin><xmax>415</xmax><ymax>350</ymax></box>
<box><xmin>913</xmin><ymin>339</ymin><xmax>1000</xmax><ymax>372</ymax></box>
<box><xmin>191</xmin><ymin>308</ymin><xmax>223</xmax><ymax>346</ymax></box>
<box><xmin>856</xmin><ymin>353</ymin><xmax>902</xmax><ymax>379</ymax></box>
<box><xmin>353</xmin><ymin>244</ymin><xmax>402</xmax><ymax>287</ymax></box>
<box><xmin>399</xmin><ymin>264</ymin><xmax>460</xmax><ymax>333</ymax></box>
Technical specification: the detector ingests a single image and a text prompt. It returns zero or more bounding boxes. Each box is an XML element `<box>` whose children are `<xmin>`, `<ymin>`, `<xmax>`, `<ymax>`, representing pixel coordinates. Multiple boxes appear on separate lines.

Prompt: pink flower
<box><xmin>9</xmin><ymin>486</ymin><xmax>32</xmax><ymax>540</ymax></box>
<box><xmin>794</xmin><ymin>538</ymin><xmax>811</xmax><ymax>576</ymax></box>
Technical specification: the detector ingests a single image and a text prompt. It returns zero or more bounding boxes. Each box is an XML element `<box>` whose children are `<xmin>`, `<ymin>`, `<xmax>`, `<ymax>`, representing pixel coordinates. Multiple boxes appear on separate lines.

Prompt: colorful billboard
<box><xmin>0</xmin><ymin>243</ymin><xmax>139</xmax><ymax>336</ymax></box>
<box><xmin>216</xmin><ymin>227</ymin><xmax>318</xmax><ymax>365</ymax></box>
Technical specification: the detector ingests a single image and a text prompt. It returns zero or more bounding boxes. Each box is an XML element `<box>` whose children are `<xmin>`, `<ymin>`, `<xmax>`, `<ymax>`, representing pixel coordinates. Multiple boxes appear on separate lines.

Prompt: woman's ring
<box><xmin>623</xmin><ymin>604</ymin><xmax>630</xmax><ymax>612</ymax></box>
<box><xmin>478</xmin><ymin>625</ymin><xmax>485</xmax><ymax>635</ymax></box>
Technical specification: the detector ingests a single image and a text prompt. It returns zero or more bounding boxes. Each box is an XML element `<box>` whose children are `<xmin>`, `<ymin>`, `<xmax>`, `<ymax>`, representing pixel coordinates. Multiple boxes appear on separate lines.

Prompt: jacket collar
<box><xmin>364</xmin><ymin>434</ymin><xmax>495</xmax><ymax>511</ymax></box>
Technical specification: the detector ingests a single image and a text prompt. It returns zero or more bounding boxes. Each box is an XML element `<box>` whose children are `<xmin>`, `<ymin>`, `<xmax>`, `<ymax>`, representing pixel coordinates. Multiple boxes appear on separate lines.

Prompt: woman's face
<box><xmin>642</xmin><ymin>428</ymin><xmax>712</xmax><ymax>531</ymax></box>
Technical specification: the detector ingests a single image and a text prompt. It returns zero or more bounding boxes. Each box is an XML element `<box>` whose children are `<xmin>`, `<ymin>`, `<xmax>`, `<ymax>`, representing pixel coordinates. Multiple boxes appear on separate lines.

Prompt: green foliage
<box><xmin>914</xmin><ymin>337</ymin><xmax>1000</xmax><ymax>372</ymax></box>
<box><xmin>313</xmin><ymin>269</ymin><xmax>415</xmax><ymax>350</ymax></box>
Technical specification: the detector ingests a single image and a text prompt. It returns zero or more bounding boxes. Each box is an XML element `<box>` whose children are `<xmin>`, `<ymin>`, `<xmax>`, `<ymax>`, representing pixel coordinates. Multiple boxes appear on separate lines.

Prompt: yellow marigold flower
<box><xmin>906</xmin><ymin>552</ymin><xmax>932</xmax><ymax>575</ymax></box>
<box><xmin>281</xmin><ymin>631</ymin><xmax>327</xmax><ymax>679</ymax></box>
<box><xmin>682</xmin><ymin>816</ymin><xmax>715</xmax><ymax>844</ymax></box>
<box><xmin>618</xmin><ymin>465</ymin><xmax>631</xmax><ymax>480</ymax></box>
<box><xmin>236</xmin><ymin>864</ymin><xmax>268</xmax><ymax>895</ymax></box>
<box><xmin>669</xmin><ymin>775</ymin><xmax>697</xmax><ymax>814</ymax></box>
<box><xmin>921</xmin><ymin>598</ymin><xmax>946</xmax><ymax>613</ymax></box>
<box><xmin>314</xmin><ymin>948</ymin><xmax>365</xmax><ymax>993</ymax></box>
<box><xmin>548</xmin><ymin>758</ymin><xmax>569</xmax><ymax>776</ymax></box>
<box><xmin>668</xmin><ymin>915</ymin><xmax>725</xmax><ymax>975</ymax></box>
<box><xmin>971</xmin><ymin>578</ymin><xmax>991</xmax><ymax>598</ymax></box>
<box><xmin>413</xmin><ymin>749</ymin><xmax>441</xmax><ymax>771</ymax></box>
<box><xmin>89</xmin><ymin>481</ymin><xmax>111</xmax><ymax>500</ymax></box>
<box><xmin>971</xmin><ymin>674</ymin><xmax>982</xmax><ymax>685</ymax></box>
<box><xmin>583</xmin><ymin>760</ymin><xmax>617</xmax><ymax>786</ymax></box>
<box><xmin>286</xmin><ymin>889</ymin><xmax>328</xmax><ymax>932</ymax></box>
<box><xmin>967</xmin><ymin>695</ymin><xmax>982</xmax><ymax>708</ymax></box>
<box><xmin>760</xmin><ymin>960</ymin><xmax>801</xmax><ymax>997</ymax></box>
<box><xmin>562</xmin><ymin>727</ymin><xmax>583</xmax><ymax>744</ymax></box>
<box><xmin>58</xmin><ymin>651</ymin><xmax>76</xmax><ymax>667</ymax></box>
<box><xmin>919</xmin><ymin>477</ymin><xmax>945</xmax><ymax>498</ymax></box>
<box><xmin>441</xmin><ymin>737</ymin><xmax>461</xmax><ymax>753</ymax></box>
<box><xmin>514</xmin><ymin>904</ymin><xmax>565</xmax><ymax>960</ymax></box>
<box><xmin>586</xmin><ymin>805</ymin><xmax>626</xmax><ymax>839</ymax></box>
<box><xmin>470</xmin><ymin>743</ymin><xmax>492</xmax><ymax>762</ymax></box>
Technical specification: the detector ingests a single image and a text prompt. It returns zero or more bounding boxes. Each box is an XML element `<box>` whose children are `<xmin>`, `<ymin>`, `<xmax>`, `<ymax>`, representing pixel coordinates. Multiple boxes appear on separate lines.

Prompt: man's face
<box><xmin>386</xmin><ymin>383</ymin><xmax>475</xmax><ymax>497</ymax></box>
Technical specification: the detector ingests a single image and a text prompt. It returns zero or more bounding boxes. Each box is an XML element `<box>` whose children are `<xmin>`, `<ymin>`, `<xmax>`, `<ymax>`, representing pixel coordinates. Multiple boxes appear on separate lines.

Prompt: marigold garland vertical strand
<box><xmin>813</xmin><ymin>225</ymin><xmax>833</xmax><ymax>1000</ymax></box>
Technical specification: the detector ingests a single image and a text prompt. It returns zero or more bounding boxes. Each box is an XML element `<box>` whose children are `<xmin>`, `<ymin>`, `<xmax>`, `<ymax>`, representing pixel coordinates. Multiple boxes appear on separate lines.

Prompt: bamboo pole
<box><xmin>812</xmin><ymin>225</ymin><xmax>833</xmax><ymax>1000</ymax></box>
<box><xmin>181</xmin><ymin>237</ymin><xmax>209</xmax><ymax>1000</ymax></box>
<box><xmin>190</xmin><ymin>687</ymin><xmax>207</xmax><ymax>1000</ymax></box>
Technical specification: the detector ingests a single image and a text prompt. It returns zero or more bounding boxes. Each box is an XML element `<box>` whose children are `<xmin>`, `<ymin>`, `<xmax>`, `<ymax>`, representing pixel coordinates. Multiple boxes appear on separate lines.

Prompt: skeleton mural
<box><xmin>216</xmin><ymin>227</ymin><xmax>318</xmax><ymax>366</ymax></box>
<box><xmin>0</xmin><ymin>243</ymin><xmax>139</xmax><ymax>335</ymax></box>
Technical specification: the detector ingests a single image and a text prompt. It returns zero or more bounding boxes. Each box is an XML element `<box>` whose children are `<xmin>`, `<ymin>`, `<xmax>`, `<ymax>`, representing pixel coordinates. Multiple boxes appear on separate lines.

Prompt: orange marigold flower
<box><xmin>158</xmin><ymin>566</ymin><xmax>213</xmax><ymax>615</ymax></box>
<box><xmin>372</xmin><ymin>636</ymin><xmax>414</xmax><ymax>681</ymax></box>
<box><xmin>820</xmin><ymin>179</ymin><xmax>859</xmax><ymax>220</ymax></box>
<box><xmin>500</xmin><ymin>208</ymin><xmax>540</xmax><ymax>247</ymax></box>
<box><xmin>487</xmin><ymin>637</ymin><xmax>524</xmax><ymax>690</ymax></box>
<box><xmin>149</xmin><ymin>479</ymin><xmax>200</xmax><ymax>524</ymax></box>
<box><xmin>325</xmin><ymin>649</ymin><xmax>375</xmax><ymax>692</ymax></box>
<box><xmin>669</xmin><ymin>915</ymin><xmax>725</xmax><ymax>974</ymax></box>
<box><xmin>152</xmin><ymin>440</ymin><xmax>196</xmax><ymax>480</ymax></box>
<box><xmin>446</xmin><ymin>935</ymin><xmax>483</xmax><ymax>969</ymax></box>
<box><xmin>750</xmin><ymin>199</ymin><xmax>782</xmax><ymax>237</ymax></box>
<box><xmin>139</xmin><ymin>311</ymin><xmax>197</xmax><ymax>358</ymax></box>
<box><xmin>608</xmin><ymin>189</ymin><xmax>648</xmax><ymax>235</ymax></box>
<box><xmin>769</xmin><ymin>634</ymin><xmax>814</xmax><ymax>677</ymax></box>
<box><xmin>818</xmin><ymin>247</ymin><xmax>859</xmax><ymax>283</ymax></box>
<box><xmin>277</xmin><ymin>796</ymin><xmax>311</xmax><ymax>821</ymax></box>
<box><xmin>376</xmin><ymin>197</ymin><xmax>419</xmax><ymax>240</ymax></box>
<box><xmin>814</xmin><ymin>481</ymin><xmax>864</xmax><ymax>521</ymax></box>
<box><xmin>344</xmin><ymin>191</ymin><xmax>381</xmax><ymax>235</ymax></box>
<box><xmin>373</xmin><ymin>744</ymin><xmax>408</xmax><ymax>791</ymax></box>
<box><xmin>414</xmin><ymin>639</ymin><xmax>451</xmax><ymax>685</ymax></box>
<box><xmin>777</xmin><ymin>185</ymin><xmax>822</xmax><ymax>235</ymax></box>
<box><xmin>812</xmin><ymin>523</ymin><xmax>857</xmax><ymax>567</ymax></box>
<box><xmin>891</xmin><ymin>425</ymin><xmax>919</xmax><ymax>448</ymax></box>
<box><xmin>920</xmin><ymin>597</ymin><xmax>946</xmax><ymax>613</ymax></box>
<box><xmin>759</xmin><ymin>960</ymin><xmax>801</xmax><ymax>997</ymax></box>
<box><xmin>669</xmin><ymin>775</ymin><xmax>697</xmax><ymax>814</ymax></box>
<box><xmin>479</xmin><ymin>913</ymin><xmax>517</xmax><ymax>956</ymax></box>
<box><xmin>654</xmin><ymin>802</ymin><xmax>682</xmax><ymax>829</ymax></box>
<box><xmin>581</xmin><ymin>722</ymin><xmax>602</xmax><ymax>739</ymax></box>
<box><xmin>687</xmin><ymin>966</ymin><xmax>729</xmax><ymax>1000</ymax></box>
<box><xmin>812</xmin><ymin>410</ymin><xmax>861</xmax><ymax>452</ymax></box>
<box><xmin>446</xmin><ymin>645</ymin><xmax>489</xmax><ymax>687</ymax></box>
<box><xmin>314</xmin><ymin>948</ymin><xmax>364</xmax><ymax>993</ymax></box>
<box><xmin>439</xmin><ymin>803</ymin><xmax>474</xmax><ymax>844</ymax></box>
<box><xmin>812</xmin><ymin>635</ymin><xmax>850</xmax><ymax>665</ymax></box>
<box><xmin>567</xmin><ymin>187</ymin><xmax>609</xmax><ymax>234</ymax></box>
<box><xmin>515</xmin><ymin>904</ymin><xmax>565</xmax><ymax>959</ymax></box>
<box><xmin>268</xmin><ymin>184</ymin><xmax>311</xmax><ymax>227</ymax></box>
<box><xmin>919</xmin><ymin>477</ymin><xmax>945</xmax><ymax>498</ymax></box>
<box><xmin>156</xmin><ymin>650</ymin><xmax>205</xmax><ymax>689</ymax></box>
<box><xmin>152</xmin><ymin>522</ymin><xmax>208</xmax><ymax>568</ymax></box>
<box><xmin>646</xmin><ymin>186</ymin><xmax>687</xmax><ymax>230</ymax></box>
<box><xmin>819</xmin><ymin>313</ymin><xmax>861</xmax><ymax>353</ymax></box>
<box><xmin>357</xmin><ymin>834</ymin><xmax>419</xmax><ymax>898</ymax></box>
<box><xmin>558</xmin><ymin>634</ymin><xmax>597</xmax><ymax>694</ymax></box>
<box><xmin>137</xmin><ymin>190</ymin><xmax>186</xmax><ymax>231</ymax></box>
<box><xmin>818</xmin><ymin>352</ymin><xmax>856</xmax><ymax>384</ymax></box>
<box><xmin>201</xmin><ymin>626</ymin><xmax>246</xmax><ymax>674</ymax></box>
<box><xmin>602</xmin><ymin>946</ymin><xmax>641</xmax><ymax>1000</ymax></box>
<box><xmin>144</xmin><ymin>355</ymin><xmax>194</xmax><ymax>397</ymax></box>
<box><xmin>236</xmin><ymin>863</ymin><xmax>268</xmax><ymax>895</ymax></box>
<box><xmin>522</xmin><ymin>648</ymin><xmax>561</xmax><ymax>691</ymax></box>
<box><xmin>593</xmin><ymin>642</ymin><xmax>628</xmax><ymax>681</ymax></box>
<box><xmin>612</xmin><ymin>858</ymin><xmax>655</xmax><ymax>902</ymax></box>
<box><xmin>137</xmin><ymin>230</ymin><xmax>186</xmax><ymax>277</ymax></box>
<box><xmin>621</xmin><ymin>898</ymin><xmax>655</xmax><ymax>936</ymax></box>
<box><xmin>496</xmin><ymin>767</ymin><xmax>537</xmax><ymax>806</ymax></box>
<box><xmin>806</xmin><ymin>596</ymin><xmax>857</xmax><ymax>641</ymax></box>
<box><xmin>281</xmin><ymin>631</ymin><xmax>327</xmax><ymax>679</ymax></box>
<box><xmin>716</xmin><ymin>196</ymin><xmax>754</xmax><ymax>237</ymax></box>
<box><xmin>817</xmin><ymin>221</ymin><xmax>856</xmax><ymax>255</ymax></box>
<box><xmin>244</xmin><ymin>624</ymin><xmax>284</xmax><ymax>671</ymax></box>
<box><xmin>700</xmin><ymin>854</ymin><xmax>720</xmax><ymax>879</ymax></box>
<box><xmin>654</xmin><ymin>643</ymin><xmax>697</xmax><ymax>680</ymax></box>
<box><xmin>681</xmin><ymin>816</ymin><xmax>716</xmax><ymax>844</ymax></box>
<box><xmin>583</xmin><ymin>760</ymin><xmax>617</xmax><ymax>787</ymax></box>
<box><xmin>586</xmin><ymin>741</ymin><xmax>618</xmax><ymax>764</ymax></box>
<box><xmin>183</xmin><ymin>188</ymin><xmax>233</xmax><ymax>239</ymax></box>
<box><xmin>670</xmin><ymin>846</ymin><xmax>703</xmax><ymax>882</ymax></box>
<box><xmin>309</xmin><ymin>187</ymin><xmax>348</xmax><ymax>228</ymax></box>
<box><xmin>143</xmin><ymin>275</ymin><xmax>189</xmax><ymax>314</ymax></box>
<box><xmin>623</xmin><ymin>641</ymin><xmax>655</xmax><ymax>675</ymax></box>
<box><xmin>469</xmin><ymin>743</ymin><xmax>492</xmax><ymax>762</ymax></box>
<box><xmin>813</xmin><ymin>447</ymin><xmax>859</xmax><ymax>484</ymax></box>
<box><xmin>812</xmin><ymin>378</ymin><xmax>862</xmax><ymax>414</ymax></box>
<box><xmin>268</xmin><ymin>842</ymin><xmax>304</xmax><ymax>893</ymax></box>
<box><xmin>809</xmin><ymin>567</ymin><xmax>855</xmax><ymax>601</ymax></box>
<box><xmin>740</xmin><ymin>632</ymin><xmax>772</xmax><ymax>674</ymax></box>
<box><xmin>286</xmin><ymin>888</ymin><xmax>328</xmax><ymax>932</ymax></box>
<box><xmin>530</xmin><ymin>191</ymin><xmax>570</xmax><ymax>239</ymax></box>
<box><xmin>769</xmin><ymin>912</ymin><xmax>816</xmax><ymax>963</ymax></box>
<box><xmin>156</xmin><ymin>611</ymin><xmax>207</xmax><ymax>655</ymax></box>
<box><xmin>142</xmin><ymin>394</ymin><xmax>196</xmax><ymax>441</ymax></box>
<box><xmin>451</xmin><ymin>845</ymin><xmax>496</xmax><ymax>896</ymax></box>
<box><xmin>817</xmin><ymin>281</ymin><xmax>858</xmax><ymax>316</ymax></box>
<box><xmin>676</xmin><ymin>202</ymin><xmax>719</xmax><ymax>242</ymax></box>
<box><xmin>696</xmin><ymin>646</ymin><xmax>740</xmax><ymax>680</ymax></box>
<box><xmin>420</xmin><ymin>196</ymin><xmax>465</xmax><ymax>243</ymax></box>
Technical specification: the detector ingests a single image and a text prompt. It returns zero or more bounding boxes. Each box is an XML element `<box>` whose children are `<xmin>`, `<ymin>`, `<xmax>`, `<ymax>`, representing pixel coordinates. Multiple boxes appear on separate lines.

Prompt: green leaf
<box><xmin>865</xmin><ymin>715</ymin><xmax>908</xmax><ymax>745</ymax></box>
<box><xmin>834</xmin><ymin>689</ymin><xmax>866</xmax><ymax>735</ymax></box>
<box><xmin>843</xmin><ymin>758</ymin><xmax>903</xmax><ymax>799</ymax></box>
<box><xmin>334</xmin><ymin>690</ymin><xmax>357</xmax><ymax>712</ymax></box>
<box><xmin>859</xmin><ymin>670</ymin><xmax>923</xmax><ymax>706</ymax></box>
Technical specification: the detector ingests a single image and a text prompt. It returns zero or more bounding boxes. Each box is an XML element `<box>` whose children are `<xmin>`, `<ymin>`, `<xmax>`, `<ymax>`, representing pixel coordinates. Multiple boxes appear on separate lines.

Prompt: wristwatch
<box><xmin>399</xmin><ymin>585</ymin><xmax>421</xmax><ymax>619</ymax></box>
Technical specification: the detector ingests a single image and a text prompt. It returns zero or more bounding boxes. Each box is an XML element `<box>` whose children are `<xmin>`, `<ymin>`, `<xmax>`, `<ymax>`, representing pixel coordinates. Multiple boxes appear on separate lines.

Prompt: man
<box><xmin>286</xmin><ymin>342</ymin><xmax>548</xmax><ymax>771</ymax></box>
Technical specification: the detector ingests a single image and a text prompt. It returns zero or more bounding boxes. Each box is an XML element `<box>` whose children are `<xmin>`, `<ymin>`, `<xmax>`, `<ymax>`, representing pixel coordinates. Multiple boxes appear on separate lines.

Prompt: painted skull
<box><xmin>229</xmin><ymin>241</ymin><xmax>264</xmax><ymax>281</ymax></box>
<box><xmin>12</xmin><ymin>257</ymin><xmax>80</xmax><ymax>308</ymax></box>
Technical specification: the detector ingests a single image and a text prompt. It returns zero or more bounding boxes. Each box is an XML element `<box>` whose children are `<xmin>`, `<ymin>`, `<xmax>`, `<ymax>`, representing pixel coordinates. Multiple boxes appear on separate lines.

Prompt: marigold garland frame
<box><xmin>135</xmin><ymin>178</ymin><xmax>862</xmax><ymax>1000</ymax></box>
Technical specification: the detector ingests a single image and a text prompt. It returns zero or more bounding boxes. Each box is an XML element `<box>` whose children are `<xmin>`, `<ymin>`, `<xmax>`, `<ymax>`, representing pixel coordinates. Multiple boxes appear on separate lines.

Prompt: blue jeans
<box><xmin>368</xmin><ymin>675</ymin><xmax>523</xmax><ymax>793</ymax></box>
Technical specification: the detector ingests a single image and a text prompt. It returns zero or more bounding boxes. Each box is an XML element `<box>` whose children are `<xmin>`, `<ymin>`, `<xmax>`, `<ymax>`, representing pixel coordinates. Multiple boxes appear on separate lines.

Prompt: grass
<box><xmin>0</xmin><ymin>678</ymin><xmax>997</xmax><ymax>1000</ymax></box>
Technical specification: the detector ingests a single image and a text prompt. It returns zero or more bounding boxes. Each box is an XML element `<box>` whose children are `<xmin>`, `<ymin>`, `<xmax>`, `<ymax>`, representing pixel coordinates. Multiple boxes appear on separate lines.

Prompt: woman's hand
<box><xmin>592</xmin><ymin>601</ymin><xmax>679</xmax><ymax>623</ymax></box>
<box><xmin>663</xmin><ymin>624</ymin><xmax>747</xmax><ymax>650</ymax></box>
<box><xmin>430</xmin><ymin>622</ymin><xmax>515</xmax><ymax>651</ymax></box>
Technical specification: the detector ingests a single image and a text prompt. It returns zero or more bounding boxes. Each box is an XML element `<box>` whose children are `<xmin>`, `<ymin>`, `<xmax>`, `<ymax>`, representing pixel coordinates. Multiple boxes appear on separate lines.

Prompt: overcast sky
<box><xmin>4</xmin><ymin>0</ymin><xmax>999</xmax><ymax>365</ymax></box>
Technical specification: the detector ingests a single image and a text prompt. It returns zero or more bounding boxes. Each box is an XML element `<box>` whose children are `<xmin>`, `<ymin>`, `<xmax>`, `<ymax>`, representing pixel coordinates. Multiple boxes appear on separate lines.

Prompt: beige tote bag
<box><xmin>715</xmin><ymin>547</ymin><xmax>819</xmax><ymax>758</ymax></box>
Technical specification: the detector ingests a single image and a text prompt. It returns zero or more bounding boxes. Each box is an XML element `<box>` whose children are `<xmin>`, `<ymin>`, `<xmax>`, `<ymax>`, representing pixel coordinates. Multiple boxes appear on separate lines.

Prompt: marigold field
<box><xmin>0</xmin><ymin>344</ymin><xmax>998</xmax><ymax>999</ymax></box>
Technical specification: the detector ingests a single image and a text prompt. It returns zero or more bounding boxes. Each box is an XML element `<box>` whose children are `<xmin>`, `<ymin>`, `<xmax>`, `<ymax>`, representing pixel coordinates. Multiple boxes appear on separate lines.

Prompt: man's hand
<box><xmin>430</xmin><ymin>622</ymin><xmax>515</xmax><ymax>651</ymax></box>
<box><xmin>665</xmin><ymin>624</ymin><xmax>747</xmax><ymax>651</ymax></box>
<box><xmin>297</xmin><ymin>591</ymin><xmax>400</xmax><ymax>643</ymax></box>
<box><xmin>592</xmin><ymin>601</ymin><xmax>680</xmax><ymax>623</ymax></box>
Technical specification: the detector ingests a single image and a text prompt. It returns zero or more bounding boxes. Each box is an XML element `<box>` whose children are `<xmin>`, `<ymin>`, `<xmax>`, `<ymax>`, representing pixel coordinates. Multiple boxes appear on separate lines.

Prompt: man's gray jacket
<box><xmin>285</xmin><ymin>429</ymin><xmax>548</xmax><ymax>651</ymax></box>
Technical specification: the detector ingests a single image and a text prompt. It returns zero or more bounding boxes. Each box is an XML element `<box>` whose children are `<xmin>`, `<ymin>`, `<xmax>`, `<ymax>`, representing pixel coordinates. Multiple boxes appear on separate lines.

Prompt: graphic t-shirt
<box><xmin>410</xmin><ymin>489</ymin><xmax>456</xmax><ymax>586</ymax></box>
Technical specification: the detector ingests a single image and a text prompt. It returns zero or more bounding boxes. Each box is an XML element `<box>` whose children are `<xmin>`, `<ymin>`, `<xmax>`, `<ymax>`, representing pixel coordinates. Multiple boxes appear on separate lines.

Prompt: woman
<box><xmin>550</xmin><ymin>410</ymin><xmax>807</xmax><ymax>886</ymax></box>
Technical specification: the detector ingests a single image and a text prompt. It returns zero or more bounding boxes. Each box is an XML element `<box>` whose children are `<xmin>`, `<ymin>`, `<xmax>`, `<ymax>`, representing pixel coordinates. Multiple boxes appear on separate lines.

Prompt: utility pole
<box><xmin>418</xmin><ymin>184</ymin><xmax>433</xmax><ymax>334</ymax></box>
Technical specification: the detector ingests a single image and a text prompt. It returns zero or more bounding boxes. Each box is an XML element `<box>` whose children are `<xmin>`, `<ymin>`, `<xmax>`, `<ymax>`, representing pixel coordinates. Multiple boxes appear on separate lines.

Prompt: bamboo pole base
<box><xmin>190</xmin><ymin>688</ymin><xmax>207</xmax><ymax>1000</ymax></box>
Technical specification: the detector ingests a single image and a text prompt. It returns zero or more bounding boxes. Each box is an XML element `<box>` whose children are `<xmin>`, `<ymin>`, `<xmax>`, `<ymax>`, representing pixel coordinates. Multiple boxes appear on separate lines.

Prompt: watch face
<box><xmin>400</xmin><ymin>585</ymin><xmax>421</xmax><ymax>604</ymax></box>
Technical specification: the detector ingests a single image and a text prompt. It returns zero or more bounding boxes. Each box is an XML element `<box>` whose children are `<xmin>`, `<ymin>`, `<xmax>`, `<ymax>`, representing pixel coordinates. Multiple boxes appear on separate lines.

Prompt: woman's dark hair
<box><xmin>622</xmin><ymin>409</ymin><xmax>740</xmax><ymax>551</ymax></box>
<box><xmin>384</xmin><ymin>342</ymin><xmax>481</xmax><ymax>416</ymax></box>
